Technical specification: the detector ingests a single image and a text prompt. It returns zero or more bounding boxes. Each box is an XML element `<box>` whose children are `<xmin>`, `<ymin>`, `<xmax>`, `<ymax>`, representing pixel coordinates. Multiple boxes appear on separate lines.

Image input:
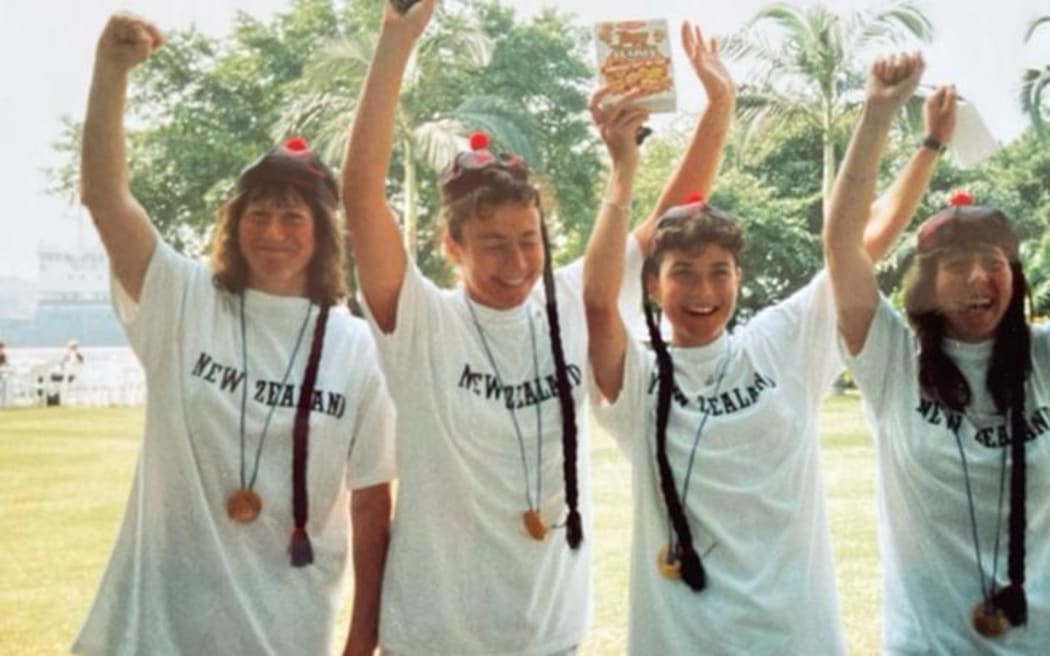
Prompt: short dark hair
<box><xmin>644</xmin><ymin>202</ymin><xmax>743</xmax><ymax>279</ymax></box>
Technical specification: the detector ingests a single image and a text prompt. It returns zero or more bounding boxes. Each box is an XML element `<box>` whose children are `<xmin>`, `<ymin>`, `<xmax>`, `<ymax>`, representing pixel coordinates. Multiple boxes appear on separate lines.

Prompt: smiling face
<box><xmin>444</xmin><ymin>201</ymin><xmax>544</xmax><ymax>310</ymax></box>
<box><xmin>933</xmin><ymin>245</ymin><xmax>1014</xmax><ymax>342</ymax></box>
<box><xmin>647</xmin><ymin>244</ymin><xmax>741</xmax><ymax>347</ymax></box>
<box><xmin>236</xmin><ymin>190</ymin><xmax>316</xmax><ymax>297</ymax></box>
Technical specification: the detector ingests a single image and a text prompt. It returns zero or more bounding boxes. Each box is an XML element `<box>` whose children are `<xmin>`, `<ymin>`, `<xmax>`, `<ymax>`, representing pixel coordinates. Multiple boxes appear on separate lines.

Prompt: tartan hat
<box><xmin>238</xmin><ymin>137</ymin><xmax>338</xmax><ymax>206</ymax></box>
<box><xmin>916</xmin><ymin>191</ymin><xmax>1018</xmax><ymax>259</ymax></box>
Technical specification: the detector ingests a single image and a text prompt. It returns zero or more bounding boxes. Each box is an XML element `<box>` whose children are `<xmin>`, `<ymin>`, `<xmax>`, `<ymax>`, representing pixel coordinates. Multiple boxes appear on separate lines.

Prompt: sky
<box><xmin>2</xmin><ymin>0</ymin><xmax>1048</xmax><ymax>279</ymax></box>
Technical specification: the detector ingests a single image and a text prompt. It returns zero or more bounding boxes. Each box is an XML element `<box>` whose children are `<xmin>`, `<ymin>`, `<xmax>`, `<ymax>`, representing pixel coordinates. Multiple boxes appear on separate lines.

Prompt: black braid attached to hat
<box><xmin>441</xmin><ymin>132</ymin><xmax>582</xmax><ymax>549</ymax></box>
<box><xmin>634</xmin><ymin>196</ymin><xmax>739</xmax><ymax>592</ymax></box>
<box><xmin>235</xmin><ymin>137</ymin><xmax>340</xmax><ymax>565</ymax></box>
<box><xmin>642</xmin><ymin>292</ymin><xmax>707</xmax><ymax>591</ymax></box>
<box><xmin>539</xmin><ymin>219</ymin><xmax>583</xmax><ymax>547</ymax></box>
<box><xmin>288</xmin><ymin>304</ymin><xmax>331</xmax><ymax>566</ymax></box>
<box><xmin>908</xmin><ymin>199</ymin><xmax>1029</xmax><ymax>624</ymax></box>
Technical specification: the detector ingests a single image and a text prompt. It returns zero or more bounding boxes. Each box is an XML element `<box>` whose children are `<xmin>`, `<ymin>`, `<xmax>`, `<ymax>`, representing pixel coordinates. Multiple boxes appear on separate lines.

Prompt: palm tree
<box><xmin>724</xmin><ymin>1</ymin><xmax>933</xmax><ymax>211</ymax></box>
<box><xmin>1021</xmin><ymin>15</ymin><xmax>1050</xmax><ymax>136</ymax></box>
<box><xmin>274</xmin><ymin>18</ymin><xmax>537</xmax><ymax>260</ymax></box>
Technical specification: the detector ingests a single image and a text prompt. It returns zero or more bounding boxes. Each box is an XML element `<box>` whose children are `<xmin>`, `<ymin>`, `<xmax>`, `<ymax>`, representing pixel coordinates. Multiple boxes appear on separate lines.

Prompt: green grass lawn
<box><xmin>0</xmin><ymin>395</ymin><xmax>877</xmax><ymax>655</ymax></box>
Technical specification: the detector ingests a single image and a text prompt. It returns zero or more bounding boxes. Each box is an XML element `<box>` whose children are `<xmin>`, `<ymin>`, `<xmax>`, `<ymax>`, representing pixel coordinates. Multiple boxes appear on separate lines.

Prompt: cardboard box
<box><xmin>594</xmin><ymin>19</ymin><xmax>677</xmax><ymax>113</ymax></box>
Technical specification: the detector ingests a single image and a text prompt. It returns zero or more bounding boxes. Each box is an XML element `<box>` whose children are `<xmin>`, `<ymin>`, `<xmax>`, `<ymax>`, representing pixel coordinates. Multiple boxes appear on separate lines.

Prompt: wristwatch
<box><xmin>921</xmin><ymin>135</ymin><xmax>947</xmax><ymax>153</ymax></box>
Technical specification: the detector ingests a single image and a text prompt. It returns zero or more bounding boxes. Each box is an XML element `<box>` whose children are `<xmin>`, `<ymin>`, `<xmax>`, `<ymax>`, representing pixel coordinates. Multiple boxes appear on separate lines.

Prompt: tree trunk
<box><xmin>821</xmin><ymin>100</ymin><xmax>835</xmax><ymax>224</ymax></box>
<box><xmin>402</xmin><ymin>137</ymin><xmax>418</xmax><ymax>262</ymax></box>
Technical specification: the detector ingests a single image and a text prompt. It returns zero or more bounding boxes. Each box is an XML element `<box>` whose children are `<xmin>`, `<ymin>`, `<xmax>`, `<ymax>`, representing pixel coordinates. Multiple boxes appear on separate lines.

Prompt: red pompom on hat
<box><xmin>468</xmin><ymin>131</ymin><xmax>490</xmax><ymax>151</ymax></box>
<box><xmin>237</xmin><ymin>135</ymin><xmax>337</xmax><ymax>205</ymax></box>
<box><xmin>440</xmin><ymin>130</ymin><xmax>529</xmax><ymax>202</ymax></box>
<box><xmin>948</xmin><ymin>190</ymin><xmax>974</xmax><ymax>207</ymax></box>
<box><xmin>683</xmin><ymin>192</ymin><xmax>706</xmax><ymax>205</ymax></box>
<box><xmin>283</xmin><ymin>136</ymin><xmax>310</xmax><ymax>153</ymax></box>
<box><xmin>916</xmin><ymin>190</ymin><xmax>1017</xmax><ymax>257</ymax></box>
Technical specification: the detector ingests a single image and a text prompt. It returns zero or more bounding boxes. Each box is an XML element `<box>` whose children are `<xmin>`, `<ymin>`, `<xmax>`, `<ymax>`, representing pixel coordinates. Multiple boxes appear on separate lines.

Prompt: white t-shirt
<box><xmin>844</xmin><ymin>297</ymin><xmax>1050</xmax><ymax>655</ymax></box>
<box><xmin>72</xmin><ymin>241</ymin><xmax>396</xmax><ymax>656</ymax></box>
<box><xmin>364</xmin><ymin>240</ymin><xmax>642</xmax><ymax>656</ymax></box>
<box><xmin>590</xmin><ymin>271</ymin><xmax>846</xmax><ymax>655</ymax></box>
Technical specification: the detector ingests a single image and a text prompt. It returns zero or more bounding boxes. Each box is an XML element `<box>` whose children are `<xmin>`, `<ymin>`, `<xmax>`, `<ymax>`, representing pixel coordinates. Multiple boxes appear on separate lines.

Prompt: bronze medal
<box><xmin>656</xmin><ymin>544</ymin><xmax>682</xmax><ymax>580</ymax></box>
<box><xmin>971</xmin><ymin>600</ymin><xmax>1008</xmax><ymax>638</ymax></box>
<box><xmin>522</xmin><ymin>509</ymin><xmax>547</xmax><ymax>540</ymax></box>
<box><xmin>226</xmin><ymin>488</ymin><xmax>262</xmax><ymax>523</ymax></box>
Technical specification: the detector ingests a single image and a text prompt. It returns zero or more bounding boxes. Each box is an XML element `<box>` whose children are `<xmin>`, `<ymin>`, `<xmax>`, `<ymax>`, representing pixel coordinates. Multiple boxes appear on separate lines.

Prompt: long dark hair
<box><xmin>642</xmin><ymin>201</ymin><xmax>742</xmax><ymax>591</ymax></box>
<box><xmin>905</xmin><ymin>204</ymin><xmax>1030</xmax><ymax>625</ymax></box>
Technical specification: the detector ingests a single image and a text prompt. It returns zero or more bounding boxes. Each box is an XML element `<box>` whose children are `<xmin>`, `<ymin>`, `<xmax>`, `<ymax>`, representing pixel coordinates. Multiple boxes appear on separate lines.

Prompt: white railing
<box><xmin>0</xmin><ymin>347</ymin><xmax>145</xmax><ymax>408</ymax></box>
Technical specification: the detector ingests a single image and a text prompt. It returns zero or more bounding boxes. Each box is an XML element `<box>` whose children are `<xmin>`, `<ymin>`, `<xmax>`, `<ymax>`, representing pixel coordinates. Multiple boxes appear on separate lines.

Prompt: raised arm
<box><xmin>633</xmin><ymin>21</ymin><xmax>735</xmax><ymax>252</ymax></box>
<box><xmin>824</xmin><ymin>53</ymin><xmax>924</xmax><ymax>355</ymax></box>
<box><xmin>341</xmin><ymin>0</ymin><xmax>435</xmax><ymax>332</ymax></box>
<box><xmin>863</xmin><ymin>84</ymin><xmax>956</xmax><ymax>260</ymax></box>
<box><xmin>584</xmin><ymin>88</ymin><xmax>649</xmax><ymax>402</ymax></box>
<box><xmin>80</xmin><ymin>12</ymin><xmax>164</xmax><ymax>303</ymax></box>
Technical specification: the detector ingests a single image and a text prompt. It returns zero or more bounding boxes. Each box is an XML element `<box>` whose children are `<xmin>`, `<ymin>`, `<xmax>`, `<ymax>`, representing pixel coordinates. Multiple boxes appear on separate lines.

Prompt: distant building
<box><xmin>0</xmin><ymin>275</ymin><xmax>37</xmax><ymax>320</ymax></box>
<box><xmin>0</xmin><ymin>208</ymin><xmax>124</xmax><ymax>347</ymax></box>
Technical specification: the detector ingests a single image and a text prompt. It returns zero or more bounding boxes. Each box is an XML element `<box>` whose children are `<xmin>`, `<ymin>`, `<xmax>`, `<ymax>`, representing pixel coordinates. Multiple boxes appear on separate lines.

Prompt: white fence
<box><xmin>0</xmin><ymin>347</ymin><xmax>144</xmax><ymax>408</ymax></box>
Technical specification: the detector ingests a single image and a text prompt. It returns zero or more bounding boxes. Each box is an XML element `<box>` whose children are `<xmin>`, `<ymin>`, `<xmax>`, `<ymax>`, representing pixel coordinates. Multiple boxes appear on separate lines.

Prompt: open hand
<box><xmin>96</xmin><ymin>12</ymin><xmax>163</xmax><ymax>73</ymax></box>
<box><xmin>682</xmin><ymin>21</ymin><xmax>734</xmax><ymax>106</ymax></box>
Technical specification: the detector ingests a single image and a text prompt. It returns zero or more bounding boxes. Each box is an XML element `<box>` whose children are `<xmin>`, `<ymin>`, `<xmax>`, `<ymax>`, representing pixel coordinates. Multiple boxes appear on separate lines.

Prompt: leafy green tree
<box><xmin>709</xmin><ymin>168</ymin><xmax>819</xmax><ymax>320</ymax></box>
<box><xmin>724</xmin><ymin>0</ymin><xmax>932</xmax><ymax>210</ymax></box>
<box><xmin>284</xmin><ymin>1</ymin><xmax>600</xmax><ymax>272</ymax></box>
<box><xmin>1021</xmin><ymin>15</ymin><xmax>1050</xmax><ymax>136</ymax></box>
<box><xmin>279</xmin><ymin>1</ymin><xmax>538</xmax><ymax>262</ymax></box>
<box><xmin>965</xmin><ymin>132</ymin><xmax>1050</xmax><ymax>312</ymax></box>
<box><xmin>50</xmin><ymin>0</ymin><xmax>346</xmax><ymax>253</ymax></box>
<box><xmin>631</xmin><ymin>119</ymin><xmax>819</xmax><ymax>319</ymax></box>
<box><xmin>49</xmin><ymin>0</ymin><xmax>599</xmax><ymax>284</ymax></box>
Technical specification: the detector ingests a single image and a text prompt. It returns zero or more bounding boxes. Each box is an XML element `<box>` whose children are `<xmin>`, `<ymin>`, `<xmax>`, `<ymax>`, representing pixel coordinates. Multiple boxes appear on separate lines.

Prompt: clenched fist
<box><xmin>96</xmin><ymin>12</ymin><xmax>164</xmax><ymax>73</ymax></box>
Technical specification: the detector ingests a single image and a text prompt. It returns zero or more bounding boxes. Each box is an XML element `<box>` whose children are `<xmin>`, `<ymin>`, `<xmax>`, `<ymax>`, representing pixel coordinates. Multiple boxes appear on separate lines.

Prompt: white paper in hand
<box><xmin>951</xmin><ymin>100</ymin><xmax>1000</xmax><ymax>168</ymax></box>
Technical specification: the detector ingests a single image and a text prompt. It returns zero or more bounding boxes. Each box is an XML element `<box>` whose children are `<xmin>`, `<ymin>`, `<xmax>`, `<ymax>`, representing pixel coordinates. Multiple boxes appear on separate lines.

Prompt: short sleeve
<box><xmin>588</xmin><ymin>336</ymin><xmax>652</xmax><ymax>459</ymax></box>
<box><xmin>743</xmin><ymin>270</ymin><xmax>842</xmax><ymax>394</ymax></box>
<box><xmin>110</xmin><ymin>240</ymin><xmax>199</xmax><ymax>373</ymax></box>
<box><xmin>358</xmin><ymin>263</ymin><xmax>443</xmax><ymax>370</ymax></box>
<box><xmin>841</xmin><ymin>294</ymin><xmax>916</xmax><ymax>416</ymax></box>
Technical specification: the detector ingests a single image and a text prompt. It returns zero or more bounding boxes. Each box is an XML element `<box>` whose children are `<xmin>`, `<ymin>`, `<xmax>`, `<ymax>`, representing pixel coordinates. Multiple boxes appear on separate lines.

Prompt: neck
<box><xmin>246</xmin><ymin>276</ymin><xmax>309</xmax><ymax>299</ymax></box>
<box><xmin>670</xmin><ymin>328</ymin><xmax>726</xmax><ymax>348</ymax></box>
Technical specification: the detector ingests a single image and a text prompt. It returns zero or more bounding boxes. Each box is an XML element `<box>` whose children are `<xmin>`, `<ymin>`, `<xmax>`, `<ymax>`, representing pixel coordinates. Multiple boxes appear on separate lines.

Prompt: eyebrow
<box><xmin>669</xmin><ymin>258</ymin><xmax>733</xmax><ymax>269</ymax></box>
<box><xmin>475</xmin><ymin>231</ymin><xmax>539</xmax><ymax>242</ymax></box>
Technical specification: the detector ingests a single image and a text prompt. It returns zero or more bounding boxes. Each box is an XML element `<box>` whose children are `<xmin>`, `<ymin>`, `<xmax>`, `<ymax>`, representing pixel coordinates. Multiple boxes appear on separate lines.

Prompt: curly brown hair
<box><xmin>209</xmin><ymin>182</ymin><xmax>348</xmax><ymax>306</ymax></box>
<box><xmin>643</xmin><ymin>203</ymin><xmax>743</xmax><ymax>280</ymax></box>
<box><xmin>439</xmin><ymin>167</ymin><xmax>542</xmax><ymax>244</ymax></box>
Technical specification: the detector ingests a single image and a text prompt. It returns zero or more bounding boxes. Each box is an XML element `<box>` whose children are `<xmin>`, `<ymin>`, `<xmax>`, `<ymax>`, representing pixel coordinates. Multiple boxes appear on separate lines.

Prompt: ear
<box><xmin>443</xmin><ymin>231</ymin><xmax>463</xmax><ymax>265</ymax></box>
<box><xmin>644</xmin><ymin>270</ymin><xmax>662</xmax><ymax>307</ymax></box>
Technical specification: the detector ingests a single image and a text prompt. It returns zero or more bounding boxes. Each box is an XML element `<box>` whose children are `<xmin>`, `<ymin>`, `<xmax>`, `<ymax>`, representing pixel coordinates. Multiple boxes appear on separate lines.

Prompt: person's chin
<box><xmin>487</xmin><ymin>292</ymin><xmax>529</xmax><ymax>310</ymax></box>
<box><xmin>496</xmin><ymin>279</ymin><xmax>535</xmax><ymax>304</ymax></box>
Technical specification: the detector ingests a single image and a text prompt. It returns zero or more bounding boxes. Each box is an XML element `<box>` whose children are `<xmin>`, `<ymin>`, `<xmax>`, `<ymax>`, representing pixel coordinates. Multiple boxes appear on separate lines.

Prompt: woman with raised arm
<box><xmin>584</xmin><ymin>45</ymin><xmax>959</xmax><ymax>656</ymax></box>
<box><xmin>826</xmin><ymin>53</ymin><xmax>1049</xmax><ymax>653</ymax></box>
<box><xmin>73</xmin><ymin>12</ymin><xmax>395</xmax><ymax>656</ymax></box>
<box><xmin>341</xmin><ymin>2</ymin><xmax>734</xmax><ymax>653</ymax></box>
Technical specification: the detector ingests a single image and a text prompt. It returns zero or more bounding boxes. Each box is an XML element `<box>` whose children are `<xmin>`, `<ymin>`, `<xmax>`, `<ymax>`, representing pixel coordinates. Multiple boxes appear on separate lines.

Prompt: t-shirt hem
<box><xmin>380</xmin><ymin>632</ymin><xmax>583</xmax><ymax>656</ymax></box>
